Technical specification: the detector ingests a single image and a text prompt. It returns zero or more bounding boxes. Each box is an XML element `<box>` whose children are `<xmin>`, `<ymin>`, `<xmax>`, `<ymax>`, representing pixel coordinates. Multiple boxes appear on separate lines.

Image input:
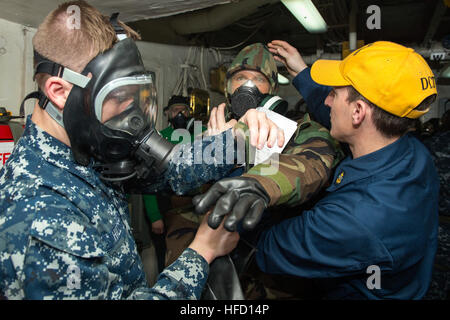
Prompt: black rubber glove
<box><xmin>192</xmin><ymin>177</ymin><xmax>270</xmax><ymax>232</ymax></box>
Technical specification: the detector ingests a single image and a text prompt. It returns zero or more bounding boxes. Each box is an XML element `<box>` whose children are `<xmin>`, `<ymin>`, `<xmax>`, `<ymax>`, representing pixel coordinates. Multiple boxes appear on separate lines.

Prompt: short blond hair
<box><xmin>33</xmin><ymin>0</ymin><xmax>140</xmax><ymax>89</ymax></box>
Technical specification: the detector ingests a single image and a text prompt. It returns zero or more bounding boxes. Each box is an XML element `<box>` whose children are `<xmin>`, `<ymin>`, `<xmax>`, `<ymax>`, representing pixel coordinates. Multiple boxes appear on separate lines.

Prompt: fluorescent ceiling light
<box><xmin>278</xmin><ymin>73</ymin><xmax>290</xmax><ymax>85</ymax></box>
<box><xmin>281</xmin><ymin>0</ymin><xmax>327</xmax><ymax>33</ymax></box>
<box><xmin>441</xmin><ymin>64</ymin><xmax>450</xmax><ymax>78</ymax></box>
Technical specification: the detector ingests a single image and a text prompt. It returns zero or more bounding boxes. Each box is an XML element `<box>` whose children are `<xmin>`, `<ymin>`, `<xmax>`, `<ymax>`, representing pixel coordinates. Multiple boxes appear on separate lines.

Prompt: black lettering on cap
<box><xmin>421</xmin><ymin>77</ymin><xmax>429</xmax><ymax>90</ymax></box>
<box><xmin>429</xmin><ymin>76</ymin><xmax>435</xmax><ymax>89</ymax></box>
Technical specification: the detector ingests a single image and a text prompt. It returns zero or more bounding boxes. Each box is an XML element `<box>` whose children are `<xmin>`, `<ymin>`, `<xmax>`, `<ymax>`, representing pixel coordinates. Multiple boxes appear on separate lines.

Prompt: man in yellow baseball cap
<box><xmin>244</xmin><ymin>40</ymin><xmax>440</xmax><ymax>299</ymax></box>
<box><xmin>312</xmin><ymin>41</ymin><xmax>437</xmax><ymax>119</ymax></box>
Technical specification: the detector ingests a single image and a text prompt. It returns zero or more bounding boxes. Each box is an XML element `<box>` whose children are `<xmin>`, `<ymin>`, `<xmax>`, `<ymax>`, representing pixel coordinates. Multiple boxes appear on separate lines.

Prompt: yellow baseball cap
<box><xmin>311</xmin><ymin>41</ymin><xmax>437</xmax><ymax>119</ymax></box>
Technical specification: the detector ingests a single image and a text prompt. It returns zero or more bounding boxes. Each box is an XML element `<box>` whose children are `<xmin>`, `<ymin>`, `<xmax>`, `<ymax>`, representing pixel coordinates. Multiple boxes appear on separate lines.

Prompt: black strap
<box><xmin>109</xmin><ymin>12</ymin><xmax>126</xmax><ymax>35</ymax></box>
<box><xmin>33</xmin><ymin>50</ymin><xmax>65</xmax><ymax>80</ymax></box>
<box><xmin>19</xmin><ymin>91</ymin><xmax>49</xmax><ymax>117</ymax></box>
<box><xmin>26</xmin><ymin>51</ymin><xmax>65</xmax><ymax>115</ymax></box>
<box><xmin>34</xmin><ymin>61</ymin><xmax>64</xmax><ymax>79</ymax></box>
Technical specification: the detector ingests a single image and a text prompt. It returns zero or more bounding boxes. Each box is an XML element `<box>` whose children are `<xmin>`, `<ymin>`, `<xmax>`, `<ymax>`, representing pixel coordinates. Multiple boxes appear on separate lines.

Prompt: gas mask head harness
<box><xmin>21</xmin><ymin>13</ymin><xmax>175</xmax><ymax>184</ymax></box>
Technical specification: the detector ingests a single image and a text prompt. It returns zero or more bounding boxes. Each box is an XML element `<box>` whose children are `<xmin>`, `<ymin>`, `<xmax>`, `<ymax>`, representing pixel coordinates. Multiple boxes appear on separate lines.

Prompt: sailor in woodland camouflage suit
<box><xmin>164</xmin><ymin>43</ymin><xmax>343</xmax><ymax>273</ymax></box>
<box><xmin>0</xmin><ymin>1</ymin><xmax>288</xmax><ymax>300</ymax></box>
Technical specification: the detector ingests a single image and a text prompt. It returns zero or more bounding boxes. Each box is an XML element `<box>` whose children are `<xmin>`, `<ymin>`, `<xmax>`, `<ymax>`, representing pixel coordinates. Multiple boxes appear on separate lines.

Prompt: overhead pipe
<box><xmin>305</xmin><ymin>44</ymin><xmax>450</xmax><ymax>64</ymax></box>
<box><xmin>348</xmin><ymin>0</ymin><xmax>357</xmax><ymax>52</ymax></box>
<box><xmin>275</xmin><ymin>42</ymin><xmax>449</xmax><ymax>70</ymax></box>
<box><xmin>170</xmin><ymin>0</ymin><xmax>279</xmax><ymax>35</ymax></box>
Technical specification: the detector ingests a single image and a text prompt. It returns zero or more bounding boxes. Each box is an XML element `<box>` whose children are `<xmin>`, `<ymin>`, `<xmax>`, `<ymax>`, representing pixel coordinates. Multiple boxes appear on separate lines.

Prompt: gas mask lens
<box><xmin>95</xmin><ymin>75</ymin><xmax>157</xmax><ymax>135</ymax></box>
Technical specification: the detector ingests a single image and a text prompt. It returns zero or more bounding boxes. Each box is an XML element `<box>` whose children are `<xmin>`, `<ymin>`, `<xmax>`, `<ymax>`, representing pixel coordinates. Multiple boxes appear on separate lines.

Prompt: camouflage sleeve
<box><xmin>163</xmin><ymin>128</ymin><xmax>236</xmax><ymax>195</ymax></box>
<box><xmin>2</xmin><ymin>195</ymin><xmax>209</xmax><ymax>300</ymax></box>
<box><xmin>129</xmin><ymin>248</ymin><xmax>209</xmax><ymax>300</ymax></box>
<box><xmin>136</xmin><ymin>129</ymin><xmax>235</xmax><ymax>195</ymax></box>
<box><xmin>22</xmin><ymin>239</ymin><xmax>208</xmax><ymax>300</ymax></box>
<box><xmin>242</xmin><ymin>113</ymin><xmax>344</xmax><ymax>207</ymax></box>
<box><xmin>131</xmin><ymin>129</ymin><xmax>235</xmax><ymax>195</ymax></box>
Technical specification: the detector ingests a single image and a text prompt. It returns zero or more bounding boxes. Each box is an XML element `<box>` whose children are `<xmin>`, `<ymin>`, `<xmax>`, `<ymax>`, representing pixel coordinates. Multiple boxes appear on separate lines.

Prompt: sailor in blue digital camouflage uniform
<box><xmin>0</xmin><ymin>0</ymin><xmax>285</xmax><ymax>300</ymax></box>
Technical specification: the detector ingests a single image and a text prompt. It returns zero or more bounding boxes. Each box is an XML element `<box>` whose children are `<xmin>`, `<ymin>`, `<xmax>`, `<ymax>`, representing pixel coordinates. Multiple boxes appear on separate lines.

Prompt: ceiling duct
<box><xmin>275</xmin><ymin>42</ymin><xmax>450</xmax><ymax>69</ymax></box>
<box><xmin>170</xmin><ymin>0</ymin><xmax>279</xmax><ymax>35</ymax></box>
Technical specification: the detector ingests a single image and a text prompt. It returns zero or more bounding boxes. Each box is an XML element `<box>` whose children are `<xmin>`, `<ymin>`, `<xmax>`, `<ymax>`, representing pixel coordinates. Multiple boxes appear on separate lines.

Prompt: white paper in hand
<box><xmin>253</xmin><ymin>106</ymin><xmax>298</xmax><ymax>165</ymax></box>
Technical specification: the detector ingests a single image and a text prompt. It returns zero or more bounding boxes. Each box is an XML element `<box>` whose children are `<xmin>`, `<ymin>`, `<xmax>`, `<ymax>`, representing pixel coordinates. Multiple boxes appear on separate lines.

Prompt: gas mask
<box><xmin>229</xmin><ymin>80</ymin><xmax>288</xmax><ymax>119</ymax></box>
<box><xmin>20</xmin><ymin>14</ymin><xmax>175</xmax><ymax>184</ymax></box>
<box><xmin>169</xmin><ymin>111</ymin><xmax>195</xmax><ymax>133</ymax></box>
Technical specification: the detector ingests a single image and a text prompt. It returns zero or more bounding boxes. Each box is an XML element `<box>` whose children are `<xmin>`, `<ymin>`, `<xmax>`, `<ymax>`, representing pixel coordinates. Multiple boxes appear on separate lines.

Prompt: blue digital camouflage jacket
<box><xmin>0</xmin><ymin>116</ymin><xmax>235</xmax><ymax>299</ymax></box>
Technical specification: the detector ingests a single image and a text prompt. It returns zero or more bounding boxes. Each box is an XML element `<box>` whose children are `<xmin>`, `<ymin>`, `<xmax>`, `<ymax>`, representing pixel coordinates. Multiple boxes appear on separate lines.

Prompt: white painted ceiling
<box><xmin>0</xmin><ymin>0</ymin><xmax>231</xmax><ymax>28</ymax></box>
